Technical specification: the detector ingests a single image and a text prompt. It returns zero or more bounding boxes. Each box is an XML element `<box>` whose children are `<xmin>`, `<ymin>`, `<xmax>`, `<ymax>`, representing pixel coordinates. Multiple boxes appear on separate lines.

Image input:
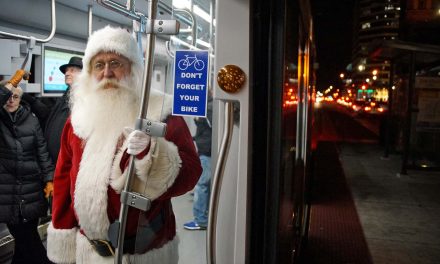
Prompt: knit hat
<box><xmin>82</xmin><ymin>26</ymin><xmax>143</xmax><ymax>73</ymax></box>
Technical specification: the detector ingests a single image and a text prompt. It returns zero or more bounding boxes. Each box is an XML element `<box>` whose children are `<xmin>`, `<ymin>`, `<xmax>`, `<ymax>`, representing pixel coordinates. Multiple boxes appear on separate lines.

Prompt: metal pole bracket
<box><xmin>135</xmin><ymin>118</ymin><xmax>167</xmax><ymax>137</ymax></box>
<box><xmin>143</xmin><ymin>19</ymin><xmax>180</xmax><ymax>35</ymax></box>
<box><xmin>120</xmin><ymin>191</ymin><xmax>152</xmax><ymax>211</ymax></box>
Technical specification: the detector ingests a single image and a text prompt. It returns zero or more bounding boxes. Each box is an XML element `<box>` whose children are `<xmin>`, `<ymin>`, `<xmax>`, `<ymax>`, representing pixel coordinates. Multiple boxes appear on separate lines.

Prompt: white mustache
<box><xmin>97</xmin><ymin>79</ymin><xmax>121</xmax><ymax>89</ymax></box>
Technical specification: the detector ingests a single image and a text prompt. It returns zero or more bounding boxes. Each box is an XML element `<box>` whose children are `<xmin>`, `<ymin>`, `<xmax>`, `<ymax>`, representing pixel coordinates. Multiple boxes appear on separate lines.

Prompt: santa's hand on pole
<box><xmin>125</xmin><ymin>127</ymin><xmax>151</xmax><ymax>155</ymax></box>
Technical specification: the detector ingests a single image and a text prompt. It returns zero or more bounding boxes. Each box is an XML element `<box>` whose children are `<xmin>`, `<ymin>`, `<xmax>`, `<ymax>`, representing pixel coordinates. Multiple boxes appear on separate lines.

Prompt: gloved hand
<box><xmin>8</xmin><ymin>69</ymin><xmax>30</xmax><ymax>87</ymax></box>
<box><xmin>125</xmin><ymin>127</ymin><xmax>151</xmax><ymax>155</ymax></box>
<box><xmin>44</xmin><ymin>181</ymin><xmax>54</xmax><ymax>199</ymax></box>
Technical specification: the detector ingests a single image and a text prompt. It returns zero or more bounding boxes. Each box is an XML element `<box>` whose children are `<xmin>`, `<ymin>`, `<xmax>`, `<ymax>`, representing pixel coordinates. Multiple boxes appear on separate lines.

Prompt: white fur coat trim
<box><xmin>47</xmin><ymin>223</ymin><xmax>77</xmax><ymax>264</ymax></box>
<box><xmin>71</xmin><ymin>88</ymin><xmax>173</xmax><ymax>140</ymax></box>
<box><xmin>75</xmin><ymin>232</ymin><xmax>179</xmax><ymax>264</ymax></box>
<box><xmin>110</xmin><ymin>137</ymin><xmax>182</xmax><ymax>200</ymax></box>
<box><xmin>146</xmin><ymin>89</ymin><xmax>173</xmax><ymax>122</ymax></box>
<box><xmin>82</xmin><ymin>26</ymin><xmax>143</xmax><ymax>74</ymax></box>
<box><xmin>72</xmin><ymin>89</ymin><xmax>174</xmax><ymax>240</ymax></box>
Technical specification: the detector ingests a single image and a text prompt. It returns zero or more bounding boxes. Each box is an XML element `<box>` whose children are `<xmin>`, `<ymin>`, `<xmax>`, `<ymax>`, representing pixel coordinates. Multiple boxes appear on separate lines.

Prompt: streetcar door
<box><xmin>168</xmin><ymin>0</ymin><xmax>313</xmax><ymax>263</ymax></box>
<box><xmin>165</xmin><ymin>0</ymin><xmax>251</xmax><ymax>262</ymax></box>
<box><xmin>209</xmin><ymin>0</ymin><xmax>314</xmax><ymax>263</ymax></box>
<box><xmin>206</xmin><ymin>0</ymin><xmax>250</xmax><ymax>263</ymax></box>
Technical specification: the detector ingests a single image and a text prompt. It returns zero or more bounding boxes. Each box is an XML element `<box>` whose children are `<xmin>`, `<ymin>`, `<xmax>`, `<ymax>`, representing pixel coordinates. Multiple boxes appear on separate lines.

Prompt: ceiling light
<box><xmin>172</xmin><ymin>0</ymin><xmax>190</xmax><ymax>9</ymax></box>
<box><xmin>194</xmin><ymin>5</ymin><xmax>212</xmax><ymax>22</ymax></box>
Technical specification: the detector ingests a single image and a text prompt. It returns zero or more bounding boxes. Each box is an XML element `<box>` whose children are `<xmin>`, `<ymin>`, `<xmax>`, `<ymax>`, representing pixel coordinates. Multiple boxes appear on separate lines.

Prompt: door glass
<box><xmin>279</xmin><ymin>3</ymin><xmax>315</xmax><ymax>261</ymax></box>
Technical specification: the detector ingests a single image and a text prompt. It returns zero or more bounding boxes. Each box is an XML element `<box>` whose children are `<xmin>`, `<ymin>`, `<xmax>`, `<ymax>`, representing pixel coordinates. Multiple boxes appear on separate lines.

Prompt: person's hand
<box><xmin>125</xmin><ymin>127</ymin><xmax>151</xmax><ymax>155</ymax></box>
<box><xmin>4</xmin><ymin>82</ymin><xmax>14</xmax><ymax>90</ymax></box>
<box><xmin>8</xmin><ymin>69</ymin><xmax>29</xmax><ymax>87</ymax></box>
<box><xmin>44</xmin><ymin>181</ymin><xmax>54</xmax><ymax>199</ymax></box>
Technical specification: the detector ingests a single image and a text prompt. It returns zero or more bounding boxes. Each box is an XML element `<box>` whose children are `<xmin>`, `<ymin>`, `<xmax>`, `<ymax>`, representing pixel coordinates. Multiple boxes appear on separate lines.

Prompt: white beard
<box><xmin>70</xmin><ymin>75</ymin><xmax>140</xmax><ymax>140</ymax></box>
<box><xmin>70</xmin><ymin>74</ymin><xmax>140</xmax><ymax>239</ymax></box>
<box><xmin>69</xmin><ymin>71</ymin><xmax>173</xmax><ymax>238</ymax></box>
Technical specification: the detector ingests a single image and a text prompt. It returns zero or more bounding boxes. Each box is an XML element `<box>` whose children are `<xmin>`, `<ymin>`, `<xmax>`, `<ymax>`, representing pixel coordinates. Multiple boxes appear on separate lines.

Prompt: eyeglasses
<box><xmin>92</xmin><ymin>60</ymin><xmax>125</xmax><ymax>72</ymax></box>
<box><xmin>9</xmin><ymin>95</ymin><xmax>20</xmax><ymax>101</ymax></box>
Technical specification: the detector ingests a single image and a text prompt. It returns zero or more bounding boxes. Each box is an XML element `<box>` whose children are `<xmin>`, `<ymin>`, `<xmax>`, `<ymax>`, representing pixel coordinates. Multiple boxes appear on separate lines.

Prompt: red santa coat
<box><xmin>47</xmin><ymin>103</ymin><xmax>202</xmax><ymax>263</ymax></box>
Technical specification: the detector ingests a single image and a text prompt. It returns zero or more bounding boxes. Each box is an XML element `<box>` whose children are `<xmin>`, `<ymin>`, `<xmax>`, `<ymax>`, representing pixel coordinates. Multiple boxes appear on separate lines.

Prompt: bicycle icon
<box><xmin>177</xmin><ymin>55</ymin><xmax>205</xmax><ymax>71</ymax></box>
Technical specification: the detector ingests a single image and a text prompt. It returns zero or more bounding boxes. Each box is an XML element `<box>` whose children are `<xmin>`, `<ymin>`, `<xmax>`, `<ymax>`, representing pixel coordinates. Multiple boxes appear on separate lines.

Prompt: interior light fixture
<box><xmin>171</xmin><ymin>36</ymin><xmax>201</xmax><ymax>50</ymax></box>
<box><xmin>194</xmin><ymin>5</ymin><xmax>212</xmax><ymax>22</ymax></box>
<box><xmin>172</xmin><ymin>0</ymin><xmax>191</xmax><ymax>9</ymax></box>
<box><xmin>186</xmin><ymin>36</ymin><xmax>211</xmax><ymax>48</ymax></box>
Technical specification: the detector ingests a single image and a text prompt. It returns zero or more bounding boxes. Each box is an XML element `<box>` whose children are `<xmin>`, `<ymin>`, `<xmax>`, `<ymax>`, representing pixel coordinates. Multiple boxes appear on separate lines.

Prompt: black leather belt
<box><xmin>86</xmin><ymin>209</ymin><xmax>165</xmax><ymax>257</ymax></box>
<box><xmin>88</xmin><ymin>239</ymin><xmax>115</xmax><ymax>257</ymax></box>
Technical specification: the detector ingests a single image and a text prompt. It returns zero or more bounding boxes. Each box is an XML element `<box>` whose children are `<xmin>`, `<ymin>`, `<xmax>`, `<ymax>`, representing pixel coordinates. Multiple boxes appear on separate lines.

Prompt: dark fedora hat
<box><xmin>59</xmin><ymin>56</ymin><xmax>83</xmax><ymax>74</ymax></box>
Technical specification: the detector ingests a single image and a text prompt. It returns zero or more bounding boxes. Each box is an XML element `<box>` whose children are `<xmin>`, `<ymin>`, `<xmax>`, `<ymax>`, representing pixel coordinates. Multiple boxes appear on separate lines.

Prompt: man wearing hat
<box><xmin>46</xmin><ymin>26</ymin><xmax>202</xmax><ymax>263</ymax></box>
<box><xmin>43</xmin><ymin>56</ymin><xmax>82</xmax><ymax>163</ymax></box>
<box><xmin>19</xmin><ymin>56</ymin><xmax>83</xmax><ymax>164</ymax></box>
<box><xmin>59</xmin><ymin>56</ymin><xmax>83</xmax><ymax>89</ymax></box>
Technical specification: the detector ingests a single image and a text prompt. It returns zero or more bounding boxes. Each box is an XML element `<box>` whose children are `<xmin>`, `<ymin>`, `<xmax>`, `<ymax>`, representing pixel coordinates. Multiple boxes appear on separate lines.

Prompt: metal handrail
<box><xmin>97</xmin><ymin>0</ymin><xmax>178</xmax><ymax>19</ymax></box>
<box><xmin>97</xmin><ymin>0</ymin><xmax>198</xmax><ymax>58</ymax></box>
<box><xmin>126</xmin><ymin>0</ymin><xmax>135</xmax><ymax>11</ymax></box>
<box><xmin>95</xmin><ymin>0</ymin><xmax>141</xmax><ymax>20</ymax></box>
<box><xmin>165</xmin><ymin>8</ymin><xmax>197</xmax><ymax>58</ymax></box>
<box><xmin>207</xmin><ymin>102</ymin><xmax>235</xmax><ymax>264</ymax></box>
<box><xmin>0</xmin><ymin>0</ymin><xmax>56</xmax><ymax>43</ymax></box>
<box><xmin>173</xmin><ymin>8</ymin><xmax>197</xmax><ymax>46</ymax></box>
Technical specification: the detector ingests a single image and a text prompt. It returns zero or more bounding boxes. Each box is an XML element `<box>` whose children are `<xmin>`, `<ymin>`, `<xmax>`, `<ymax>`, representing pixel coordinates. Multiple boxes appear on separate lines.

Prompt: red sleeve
<box><xmin>157</xmin><ymin>116</ymin><xmax>202</xmax><ymax>199</ymax></box>
<box><xmin>51</xmin><ymin>118</ymin><xmax>79</xmax><ymax>229</ymax></box>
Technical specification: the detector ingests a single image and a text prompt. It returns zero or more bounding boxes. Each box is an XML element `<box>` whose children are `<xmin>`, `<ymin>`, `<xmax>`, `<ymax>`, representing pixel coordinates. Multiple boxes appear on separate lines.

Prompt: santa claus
<box><xmin>46</xmin><ymin>26</ymin><xmax>202</xmax><ymax>263</ymax></box>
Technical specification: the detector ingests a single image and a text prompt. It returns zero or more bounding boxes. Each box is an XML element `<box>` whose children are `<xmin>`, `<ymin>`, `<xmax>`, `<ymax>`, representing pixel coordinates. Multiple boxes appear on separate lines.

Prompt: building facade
<box><xmin>351</xmin><ymin>0</ymin><xmax>401</xmax><ymax>101</ymax></box>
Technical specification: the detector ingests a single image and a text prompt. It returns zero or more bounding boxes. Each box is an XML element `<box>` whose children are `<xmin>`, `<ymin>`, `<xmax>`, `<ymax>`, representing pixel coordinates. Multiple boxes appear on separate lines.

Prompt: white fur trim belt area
<box><xmin>47</xmin><ymin>223</ymin><xmax>78</xmax><ymax>264</ymax></box>
<box><xmin>75</xmin><ymin>233</ymin><xmax>179</xmax><ymax>264</ymax></box>
<box><xmin>83</xmin><ymin>207</ymin><xmax>166</xmax><ymax>257</ymax></box>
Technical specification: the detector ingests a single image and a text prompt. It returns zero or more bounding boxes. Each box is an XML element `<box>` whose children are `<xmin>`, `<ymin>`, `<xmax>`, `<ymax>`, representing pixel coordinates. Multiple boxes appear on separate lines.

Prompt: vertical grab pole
<box><xmin>207</xmin><ymin>102</ymin><xmax>234</xmax><ymax>264</ymax></box>
<box><xmin>114</xmin><ymin>0</ymin><xmax>158</xmax><ymax>263</ymax></box>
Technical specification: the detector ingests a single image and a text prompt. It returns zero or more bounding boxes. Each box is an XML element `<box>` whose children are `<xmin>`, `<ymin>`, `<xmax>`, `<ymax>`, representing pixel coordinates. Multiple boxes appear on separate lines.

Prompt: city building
<box><xmin>351</xmin><ymin>0</ymin><xmax>401</xmax><ymax>102</ymax></box>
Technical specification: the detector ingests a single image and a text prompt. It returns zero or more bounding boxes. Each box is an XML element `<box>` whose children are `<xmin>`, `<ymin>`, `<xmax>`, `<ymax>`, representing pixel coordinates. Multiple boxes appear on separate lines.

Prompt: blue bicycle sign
<box><xmin>177</xmin><ymin>54</ymin><xmax>205</xmax><ymax>71</ymax></box>
<box><xmin>173</xmin><ymin>50</ymin><xmax>209</xmax><ymax>117</ymax></box>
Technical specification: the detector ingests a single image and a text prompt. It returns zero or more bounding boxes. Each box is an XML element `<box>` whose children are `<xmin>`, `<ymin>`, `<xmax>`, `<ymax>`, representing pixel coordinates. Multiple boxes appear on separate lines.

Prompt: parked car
<box><xmin>372</xmin><ymin>102</ymin><xmax>388</xmax><ymax>114</ymax></box>
<box><xmin>352</xmin><ymin>100</ymin><xmax>388</xmax><ymax>115</ymax></box>
<box><xmin>351</xmin><ymin>100</ymin><xmax>369</xmax><ymax>113</ymax></box>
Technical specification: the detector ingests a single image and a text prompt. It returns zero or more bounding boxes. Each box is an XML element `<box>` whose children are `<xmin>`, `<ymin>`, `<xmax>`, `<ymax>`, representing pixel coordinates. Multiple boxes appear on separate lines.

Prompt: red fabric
<box><xmin>51</xmin><ymin>115</ymin><xmax>202</xmax><ymax>251</ymax></box>
<box><xmin>51</xmin><ymin>120</ymin><xmax>82</xmax><ymax>229</ymax></box>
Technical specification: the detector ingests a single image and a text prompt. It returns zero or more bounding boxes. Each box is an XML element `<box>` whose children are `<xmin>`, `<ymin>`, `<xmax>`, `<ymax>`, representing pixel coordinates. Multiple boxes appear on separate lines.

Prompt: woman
<box><xmin>0</xmin><ymin>83</ymin><xmax>54</xmax><ymax>264</ymax></box>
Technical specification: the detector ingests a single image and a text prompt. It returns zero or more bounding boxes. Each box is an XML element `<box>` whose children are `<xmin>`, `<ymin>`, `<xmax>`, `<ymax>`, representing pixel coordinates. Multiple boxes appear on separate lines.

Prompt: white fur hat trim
<box><xmin>82</xmin><ymin>26</ymin><xmax>143</xmax><ymax>72</ymax></box>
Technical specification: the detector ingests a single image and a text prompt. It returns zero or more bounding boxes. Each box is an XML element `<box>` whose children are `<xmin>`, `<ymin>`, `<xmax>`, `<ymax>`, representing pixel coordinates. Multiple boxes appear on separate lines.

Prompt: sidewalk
<box><xmin>303</xmin><ymin>141</ymin><xmax>373</xmax><ymax>264</ymax></box>
<box><xmin>338</xmin><ymin>143</ymin><xmax>440</xmax><ymax>264</ymax></box>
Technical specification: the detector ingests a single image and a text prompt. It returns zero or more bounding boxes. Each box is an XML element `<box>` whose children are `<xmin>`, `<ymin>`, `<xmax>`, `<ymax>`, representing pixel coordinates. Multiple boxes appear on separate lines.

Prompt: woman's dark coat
<box><xmin>0</xmin><ymin>91</ymin><xmax>54</xmax><ymax>224</ymax></box>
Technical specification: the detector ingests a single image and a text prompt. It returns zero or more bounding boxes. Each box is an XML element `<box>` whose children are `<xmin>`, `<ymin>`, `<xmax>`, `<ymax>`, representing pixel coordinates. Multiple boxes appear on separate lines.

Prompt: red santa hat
<box><xmin>82</xmin><ymin>26</ymin><xmax>143</xmax><ymax>73</ymax></box>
